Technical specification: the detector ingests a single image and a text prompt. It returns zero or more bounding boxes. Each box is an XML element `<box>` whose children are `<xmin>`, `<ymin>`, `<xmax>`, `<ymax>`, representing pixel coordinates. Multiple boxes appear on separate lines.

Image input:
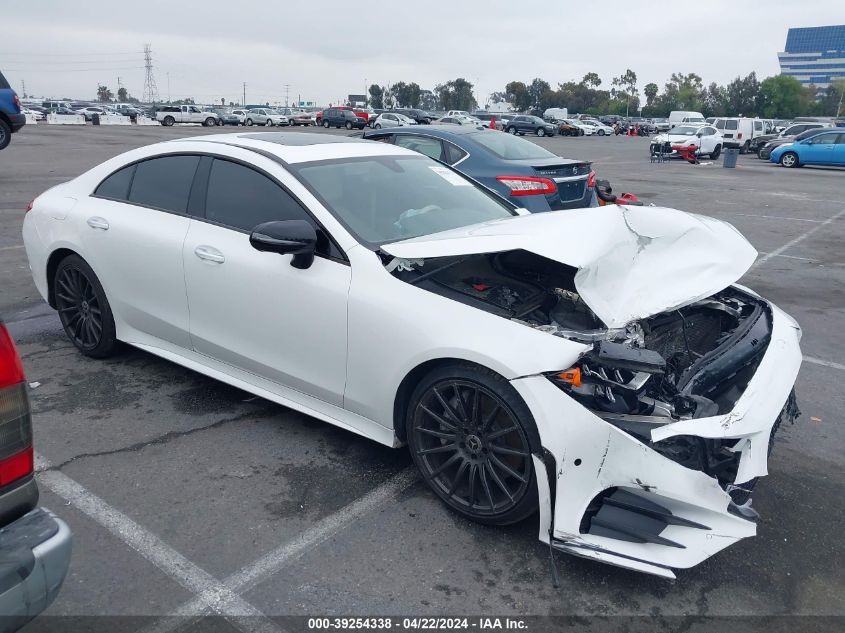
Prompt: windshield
<box><xmin>470</xmin><ymin>130</ymin><xmax>558</xmax><ymax>160</ymax></box>
<box><xmin>671</xmin><ymin>126</ymin><xmax>700</xmax><ymax>136</ymax></box>
<box><xmin>291</xmin><ymin>156</ymin><xmax>514</xmax><ymax>246</ymax></box>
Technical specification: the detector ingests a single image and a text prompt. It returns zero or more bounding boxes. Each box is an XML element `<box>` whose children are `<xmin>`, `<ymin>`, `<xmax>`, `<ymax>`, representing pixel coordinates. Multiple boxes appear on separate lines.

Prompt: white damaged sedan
<box><xmin>22</xmin><ymin>132</ymin><xmax>801</xmax><ymax>578</ymax></box>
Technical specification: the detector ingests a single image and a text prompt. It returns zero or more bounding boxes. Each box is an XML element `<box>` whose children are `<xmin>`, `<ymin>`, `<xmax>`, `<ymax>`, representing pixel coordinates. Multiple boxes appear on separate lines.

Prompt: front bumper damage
<box><xmin>511</xmin><ymin>301</ymin><xmax>802</xmax><ymax>578</ymax></box>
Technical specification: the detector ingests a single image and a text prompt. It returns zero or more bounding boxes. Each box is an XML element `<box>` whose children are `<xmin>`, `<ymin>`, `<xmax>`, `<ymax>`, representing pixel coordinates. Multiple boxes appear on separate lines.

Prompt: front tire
<box><xmin>346</xmin><ymin>121</ymin><xmax>353</xmax><ymax>130</ymax></box>
<box><xmin>780</xmin><ymin>151</ymin><xmax>799</xmax><ymax>168</ymax></box>
<box><xmin>265</xmin><ymin>119</ymin><xmax>273</xmax><ymax>127</ymax></box>
<box><xmin>54</xmin><ymin>255</ymin><xmax>117</xmax><ymax>358</ymax></box>
<box><xmin>323</xmin><ymin>120</ymin><xmax>330</xmax><ymax>128</ymax></box>
<box><xmin>406</xmin><ymin>364</ymin><xmax>539</xmax><ymax>526</ymax></box>
<box><xmin>246</xmin><ymin>118</ymin><xmax>254</xmax><ymax>126</ymax></box>
<box><xmin>598</xmin><ymin>129</ymin><xmax>606</xmax><ymax>136</ymax></box>
<box><xmin>536</xmin><ymin>128</ymin><xmax>545</xmax><ymax>137</ymax></box>
<box><xmin>507</xmin><ymin>127</ymin><xmax>517</xmax><ymax>135</ymax></box>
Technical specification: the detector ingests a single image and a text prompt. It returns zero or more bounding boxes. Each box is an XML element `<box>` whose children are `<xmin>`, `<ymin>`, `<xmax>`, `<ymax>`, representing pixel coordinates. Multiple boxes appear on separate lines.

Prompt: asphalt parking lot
<box><xmin>1</xmin><ymin>124</ymin><xmax>844</xmax><ymax>632</ymax></box>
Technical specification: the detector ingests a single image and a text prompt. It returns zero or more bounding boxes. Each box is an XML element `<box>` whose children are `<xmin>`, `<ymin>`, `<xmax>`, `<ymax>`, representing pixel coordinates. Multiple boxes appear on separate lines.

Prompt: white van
<box><xmin>713</xmin><ymin>117</ymin><xmax>767</xmax><ymax>153</ymax></box>
<box><xmin>543</xmin><ymin>107</ymin><xmax>569</xmax><ymax>121</ymax></box>
<box><xmin>668</xmin><ymin>111</ymin><xmax>705</xmax><ymax>129</ymax></box>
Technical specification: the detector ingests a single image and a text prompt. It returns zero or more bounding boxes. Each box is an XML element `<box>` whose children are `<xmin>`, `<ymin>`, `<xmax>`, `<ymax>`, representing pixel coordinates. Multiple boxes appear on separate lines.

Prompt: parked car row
<box><xmin>769</xmin><ymin>128</ymin><xmax>845</xmax><ymax>168</ymax></box>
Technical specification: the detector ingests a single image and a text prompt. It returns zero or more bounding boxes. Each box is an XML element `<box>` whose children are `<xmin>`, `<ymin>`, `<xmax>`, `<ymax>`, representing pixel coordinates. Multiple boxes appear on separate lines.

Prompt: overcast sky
<box><xmin>3</xmin><ymin>1</ymin><xmax>844</xmax><ymax>106</ymax></box>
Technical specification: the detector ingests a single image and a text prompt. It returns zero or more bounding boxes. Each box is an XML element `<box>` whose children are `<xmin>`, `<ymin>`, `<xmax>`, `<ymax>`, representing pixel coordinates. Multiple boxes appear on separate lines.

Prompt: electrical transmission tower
<box><xmin>142</xmin><ymin>44</ymin><xmax>159</xmax><ymax>103</ymax></box>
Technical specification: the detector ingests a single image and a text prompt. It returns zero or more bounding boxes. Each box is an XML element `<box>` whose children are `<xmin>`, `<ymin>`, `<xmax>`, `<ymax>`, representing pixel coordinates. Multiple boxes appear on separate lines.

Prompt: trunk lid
<box><xmin>381</xmin><ymin>205</ymin><xmax>757</xmax><ymax>328</ymax></box>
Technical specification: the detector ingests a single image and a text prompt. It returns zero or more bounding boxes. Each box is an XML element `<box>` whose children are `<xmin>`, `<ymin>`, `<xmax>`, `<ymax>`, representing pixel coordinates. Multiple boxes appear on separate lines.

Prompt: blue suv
<box><xmin>0</xmin><ymin>70</ymin><xmax>26</xmax><ymax>151</ymax></box>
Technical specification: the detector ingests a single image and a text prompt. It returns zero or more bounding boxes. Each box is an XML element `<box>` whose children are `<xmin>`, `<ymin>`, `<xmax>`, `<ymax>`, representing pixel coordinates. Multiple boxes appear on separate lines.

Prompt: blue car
<box><xmin>362</xmin><ymin>126</ymin><xmax>594</xmax><ymax>212</ymax></box>
<box><xmin>770</xmin><ymin>128</ymin><xmax>845</xmax><ymax>168</ymax></box>
<box><xmin>0</xmin><ymin>69</ymin><xmax>26</xmax><ymax>151</ymax></box>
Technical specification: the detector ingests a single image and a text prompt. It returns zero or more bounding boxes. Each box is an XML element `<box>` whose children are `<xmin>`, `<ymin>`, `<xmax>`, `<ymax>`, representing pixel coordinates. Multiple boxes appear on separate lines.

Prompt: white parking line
<box><xmin>804</xmin><ymin>356</ymin><xmax>845</xmax><ymax>371</ymax></box>
<box><xmin>141</xmin><ymin>467</ymin><xmax>418</xmax><ymax>633</ymax></box>
<box><xmin>0</xmin><ymin>245</ymin><xmax>25</xmax><ymax>252</ymax></box>
<box><xmin>35</xmin><ymin>454</ymin><xmax>285</xmax><ymax>633</ymax></box>
<box><xmin>732</xmin><ymin>213</ymin><xmax>828</xmax><ymax>224</ymax></box>
<box><xmin>751</xmin><ymin>208</ymin><xmax>845</xmax><ymax>269</ymax></box>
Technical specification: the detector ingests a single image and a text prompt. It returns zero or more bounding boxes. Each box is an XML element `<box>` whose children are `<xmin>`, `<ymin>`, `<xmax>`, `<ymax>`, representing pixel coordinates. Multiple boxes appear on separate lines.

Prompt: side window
<box><xmin>754</xmin><ymin>121</ymin><xmax>763</xmax><ymax>131</ymax></box>
<box><xmin>128</xmin><ymin>155</ymin><xmax>200</xmax><ymax>213</ymax></box>
<box><xmin>94</xmin><ymin>164</ymin><xmax>136</xmax><ymax>200</ymax></box>
<box><xmin>205</xmin><ymin>159</ymin><xmax>312</xmax><ymax>231</ymax></box>
<box><xmin>394</xmin><ymin>135</ymin><xmax>445</xmax><ymax>162</ymax></box>
<box><xmin>725</xmin><ymin>120</ymin><xmax>738</xmax><ymax>130</ymax></box>
<box><xmin>715</xmin><ymin>120</ymin><xmax>725</xmax><ymax>129</ymax></box>
<box><xmin>205</xmin><ymin>159</ymin><xmax>341</xmax><ymax>258</ymax></box>
<box><xmin>444</xmin><ymin>142</ymin><xmax>468</xmax><ymax>165</ymax></box>
<box><xmin>808</xmin><ymin>133</ymin><xmax>838</xmax><ymax>144</ymax></box>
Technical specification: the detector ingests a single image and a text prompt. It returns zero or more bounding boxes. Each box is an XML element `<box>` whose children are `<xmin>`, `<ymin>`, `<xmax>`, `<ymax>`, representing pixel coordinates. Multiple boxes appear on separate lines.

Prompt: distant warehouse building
<box><xmin>778</xmin><ymin>25</ymin><xmax>845</xmax><ymax>89</ymax></box>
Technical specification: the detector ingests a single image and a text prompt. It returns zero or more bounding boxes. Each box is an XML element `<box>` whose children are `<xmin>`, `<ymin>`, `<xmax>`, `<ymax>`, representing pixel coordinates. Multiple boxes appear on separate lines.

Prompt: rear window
<box><xmin>0</xmin><ymin>71</ymin><xmax>9</xmax><ymax>90</ymax></box>
<box><xmin>469</xmin><ymin>131</ymin><xmax>557</xmax><ymax>160</ymax></box>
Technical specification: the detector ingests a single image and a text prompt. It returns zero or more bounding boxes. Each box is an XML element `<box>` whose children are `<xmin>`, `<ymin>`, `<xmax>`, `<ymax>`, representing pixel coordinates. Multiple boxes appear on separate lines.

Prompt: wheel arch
<box><xmin>46</xmin><ymin>247</ymin><xmax>82</xmax><ymax>308</ymax></box>
<box><xmin>391</xmin><ymin>357</ymin><xmax>537</xmax><ymax>446</ymax></box>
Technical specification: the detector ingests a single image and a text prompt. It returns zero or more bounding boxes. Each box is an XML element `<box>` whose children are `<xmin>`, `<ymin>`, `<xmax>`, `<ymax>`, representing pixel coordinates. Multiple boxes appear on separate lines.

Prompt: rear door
<box><xmin>81</xmin><ymin>154</ymin><xmax>199</xmax><ymax>347</ymax></box>
<box><xmin>833</xmin><ymin>134</ymin><xmax>845</xmax><ymax>165</ymax></box>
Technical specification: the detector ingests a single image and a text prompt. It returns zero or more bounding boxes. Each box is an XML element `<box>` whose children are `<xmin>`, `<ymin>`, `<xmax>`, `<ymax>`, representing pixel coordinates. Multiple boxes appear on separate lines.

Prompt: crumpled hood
<box><xmin>381</xmin><ymin>205</ymin><xmax>758</xmax><ymax>328</ymax></box>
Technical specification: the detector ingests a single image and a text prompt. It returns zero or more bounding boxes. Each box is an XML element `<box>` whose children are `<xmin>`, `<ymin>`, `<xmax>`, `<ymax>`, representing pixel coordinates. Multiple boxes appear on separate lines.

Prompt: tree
<box><xmin>97</xmin><ymin>85</ymin><xmax>113</xmax><ymax>102</ymax></box>
<box><xmin>726</xmin><ymin>72</ymin><xmax>760</xmax><ymax>116</ymax></box>
<box><xmin>758</xmin><ymin>75</ymin><xmax>803</xmax><ymax>118</ymax></box>
<box><xmin>528</xmin><ymin>78</ymin><xmax>552</xmax><ymax>111</ymax></box>
<box><xmin>505</xmin><ymin>81</ymin><xmax>532</xmax><ymax>112</ymax></box>
<box><xmin>392</xmin><ymin>81</ymin><xmax>422</xmax><ymax>108</ymax></box>
<box><xmin>117</xmin><ymin>87</ymin><xmax>128</xmax><ymax>102</ymax></box>
<box><xmin>434</xmin><ymin>78</ymin><xmax>477</xmax><ymax>111</ymax></box>
<box><xmin>611</xmin><ymin>69</ymin><xmax>639</xmax><ymax>115</ymax></box>
<box><xmin>581</xmin><ymin>72</ymin><xmax>602</xmax><ymax>88</ymax></box>
<box><xmin>702</xmin><ymin>82</ymin><xmax>728</xmax><ymax>117</ymax></box>
<box><xmin>418</xmin><ymin>89</ymin><xmax>438</xmax><ymax>111</ymax></box>
<box><xmin>368</xmin><ymin>84</ymin><xmax>384</xmax><ymax>109</ymax></box>
<box><xmin>644</xmin><ymin>83</ymin><xmax>658</xmax><ymax>107</ymax></box>
<box><xmin>489</xmin><ymin>91</ymin><xmax>507</xmax><ymax>104</ymax></box>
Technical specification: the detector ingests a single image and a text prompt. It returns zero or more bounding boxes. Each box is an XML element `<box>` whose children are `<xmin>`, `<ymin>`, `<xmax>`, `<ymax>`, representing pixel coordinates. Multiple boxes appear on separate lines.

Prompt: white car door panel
<box><xmin>182</xmin><ymin>157</ymin><xmax>350</xmax><ymax>405</ymax></box>
<box><xmin>80</xmin><ymin>156</ymin><xmax>197</xmax><ymax>347</ymax></box>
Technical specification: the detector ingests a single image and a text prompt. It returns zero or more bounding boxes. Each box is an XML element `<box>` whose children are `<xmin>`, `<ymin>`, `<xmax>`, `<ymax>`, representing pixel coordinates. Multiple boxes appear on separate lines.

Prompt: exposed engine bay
<box><xmin>390</xmin><ymin>249</ymin><xmax>797</xmax><ymax>500</ymax></box>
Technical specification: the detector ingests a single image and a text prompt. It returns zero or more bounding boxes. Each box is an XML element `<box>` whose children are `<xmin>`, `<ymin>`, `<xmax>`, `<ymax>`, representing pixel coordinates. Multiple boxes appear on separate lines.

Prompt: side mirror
<box><xmin>696</xmin><ymin>131</ymin><xmax>704</xmax><ymax>137</ymax></box>
<box><xmin>249</xmin><ymin>220</ymin><xmax>317</xmax><ymax>269</ymax></box>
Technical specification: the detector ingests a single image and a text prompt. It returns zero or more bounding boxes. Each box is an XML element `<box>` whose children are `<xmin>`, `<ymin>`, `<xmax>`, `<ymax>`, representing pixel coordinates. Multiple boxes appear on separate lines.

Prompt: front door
<box><xmin>182</xmin><ymin>156</ymin><xmax>350</xmax><ymax>405</ymax></box>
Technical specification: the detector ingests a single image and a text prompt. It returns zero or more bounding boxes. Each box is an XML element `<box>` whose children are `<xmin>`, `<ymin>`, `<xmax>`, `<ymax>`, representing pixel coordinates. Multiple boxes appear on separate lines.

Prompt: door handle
<box><xmin>194</xmin><ymin>245</ymin><xmax>225</xmax><ymax>264</ymax></box>
<box><xmin>87</xmin><ymin>216</ymin><xmax>109</xmax><ymax>230</ymax></box>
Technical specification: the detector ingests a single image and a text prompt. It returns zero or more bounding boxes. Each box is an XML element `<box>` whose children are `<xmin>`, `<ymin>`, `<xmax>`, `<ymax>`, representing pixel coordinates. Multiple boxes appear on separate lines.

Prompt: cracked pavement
<box><xmin>1</xmin><ymin>126</ymin><xmax>843</xmax><ymax>628</ymax></box>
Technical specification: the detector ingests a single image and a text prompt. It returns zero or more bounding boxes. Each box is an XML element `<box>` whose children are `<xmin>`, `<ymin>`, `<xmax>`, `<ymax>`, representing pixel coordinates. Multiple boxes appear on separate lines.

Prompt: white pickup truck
<box><xmin>156</xmin><ymin>105</ymin><xmax>219</xmax><ymax>127</ymax></box>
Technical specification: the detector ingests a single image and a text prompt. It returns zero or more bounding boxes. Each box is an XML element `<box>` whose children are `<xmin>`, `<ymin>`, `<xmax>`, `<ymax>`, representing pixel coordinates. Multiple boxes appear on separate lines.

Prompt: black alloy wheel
<box><xmin>54</xmin><ymin>255</ymin><xmax>117</xmax><ymax>357</ymax></box>
<box><xmin>0</xmin><ymin>120</ymin><xmax>10</xmax><ymax>150</ymax></box>
<box><xmin>407</xmin><ymin>366</ymin><xmax>538</xmax><ymax>525</ymax></box>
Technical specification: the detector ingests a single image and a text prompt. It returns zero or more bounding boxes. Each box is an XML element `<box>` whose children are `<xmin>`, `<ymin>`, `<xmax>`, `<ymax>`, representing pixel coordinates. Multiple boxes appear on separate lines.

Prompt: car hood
<box><xmin>381</xmin><ymin>205</ymin><xmax>757</xmax><ymax>328</ymax></box>
<box><xmin>654</xmin><ymin>132</ymin><xmax>699</xmax><ymax>143</ymax></box>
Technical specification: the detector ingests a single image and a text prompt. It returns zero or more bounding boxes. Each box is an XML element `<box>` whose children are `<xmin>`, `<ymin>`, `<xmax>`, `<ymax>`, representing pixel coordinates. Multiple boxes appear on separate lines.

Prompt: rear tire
<box><xmin>710</xmin><ymin>144</ymin><xmax>722</xmax><ymax>160</ymax></box>
<box><xmin>405</xmin><ymin>363</ymin><xmax>539</xmax><ymax>526</ymax></box>
<box><xmin>598</xmin><ymin>129</ymin><xmax>606</xmax><ymax>136</ymax></box>
<box><xmin>163</xmin><ymin>116</ymin><xmax>175</xmax><ymax>127</ymax></box>
<box><xmin>204</xmin><ymin>117</ymin><xmax>216</xmax><ymax>127</ymax></box>
<box><xmin>739</xmin><ymin>140</ymin><xmax>750</xmax><ymax>154</ymax></box>
<box><xmin>54</xmin><ymin>255</ymin><xmax>117</xmax><ymax>358</ymax></box>
<box><xmin>374</xmin><ymin>123</ymin><xmax>382</xmax><ymax>129</ymax></box>
<box><xmin>0</xmin><ymin>120</ymin><xmax>10</xmax><ymax>151</ymax></box>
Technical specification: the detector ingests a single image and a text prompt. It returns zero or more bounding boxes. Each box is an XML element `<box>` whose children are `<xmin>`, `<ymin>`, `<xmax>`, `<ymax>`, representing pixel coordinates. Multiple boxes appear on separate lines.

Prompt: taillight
<box><xmin>0</xmin><ymin>324</ymin><xmax>34</xmax><ymax>486</ymax></box>
<box><xmin>737</xmin><ymin>132</ymin><xmax>743</xmax><ymax>139</ymax></box>
<box><xmin>25</xmin><ymin>200</ymin><xmax>33</xmax><ymax>213</ymax></box>
<box><xmin>496</xmin><ymin>176</ymin><xmax>556</xmax><ymax>196</ymax></box>
<box><xmin>587</xmin><ymin>170</ymin><xmax>596</xmax><ymax>188</ymax></box>
<box><xmin>13</xmin><ymin>95</ymin><xmax>22</xmax><ymax>112</ymax></box>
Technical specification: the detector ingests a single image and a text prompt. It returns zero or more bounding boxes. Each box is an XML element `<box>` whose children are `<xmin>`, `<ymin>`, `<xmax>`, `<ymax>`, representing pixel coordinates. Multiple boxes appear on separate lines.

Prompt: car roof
<box><xmin>172</xmin><ymin>132</ymin><xmax>416</xmax><ymax>164</ymax></box>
